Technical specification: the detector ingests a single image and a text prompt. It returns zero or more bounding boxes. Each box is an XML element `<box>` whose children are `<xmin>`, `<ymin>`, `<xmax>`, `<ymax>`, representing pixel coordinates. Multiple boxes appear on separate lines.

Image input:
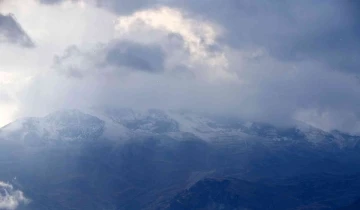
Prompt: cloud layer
<box><xmin>1</xmin><ymin>0</ymin><xmax>360</xmax><ymax>134</ymax></box>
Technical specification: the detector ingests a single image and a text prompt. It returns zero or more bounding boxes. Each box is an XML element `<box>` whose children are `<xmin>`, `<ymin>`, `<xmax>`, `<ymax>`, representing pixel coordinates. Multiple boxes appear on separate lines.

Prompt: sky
<box><xmin>0</xmin><ymin>0</ymin><xmax>360</xmax><ymax>133</ymax></box>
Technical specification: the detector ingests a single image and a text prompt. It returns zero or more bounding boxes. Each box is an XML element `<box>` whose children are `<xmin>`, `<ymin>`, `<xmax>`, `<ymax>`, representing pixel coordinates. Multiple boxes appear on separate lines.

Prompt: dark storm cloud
<box><xmin>77</xmin><ymin>0</ymin><xmax>360</xmax><ymax>73</ymax></box>
<box><xmin>39</xmin><ymin>0</ymin><xmax>155</xmax><ymax>14</ymax></box>
<box><xmin>165</xmin><ymin>0</ymin><xmax>360</xmax><ymax>74</ymax></box>
<box><xmin>105</xmin><ymin>41</ymin><xmax>165</xmax><ymax>73</ymax></box>
<box><xmin>54</xmin><ymin>41</ymin><xmax>165</xmax><ymax>78</ymax></box>
<box><xmin>95</xmin><ymin>0</ymin><xmax>156</xmax><ymax>15</ymax></box>
<box><xmin>0</xmin><ymin>14</ymin><xmax>34</xmax><ymax>47</ymax></box>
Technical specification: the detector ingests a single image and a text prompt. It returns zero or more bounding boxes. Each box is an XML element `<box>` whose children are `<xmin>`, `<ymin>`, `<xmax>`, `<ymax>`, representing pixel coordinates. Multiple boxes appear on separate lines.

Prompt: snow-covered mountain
<box><xmin>0</xmin><ymin>110</ymin><xmax>105</xmax><ymax>144</ymax></box>
<box><xmin>1</xmin><ymin>109</ymin><xmax>360</xmax><ymax>210</ymax></box>
<box><xmin>1</xmin><ymin>108</ymin><xmax>360</xmax><ymax>149</ymax></box>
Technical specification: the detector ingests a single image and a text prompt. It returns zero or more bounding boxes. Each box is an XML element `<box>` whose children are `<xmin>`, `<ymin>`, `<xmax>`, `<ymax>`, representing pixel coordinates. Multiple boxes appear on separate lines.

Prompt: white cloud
<box><xmin>0</xmin><ymin>0</ymin><xmax>117</xmax><ymax>126</ymax></box>
<box><xmin>0</xmin><ymin>181</ymin><xmax>29</xmax><ymax>210</ymax></box>
<box><xmin>114</xmin><ymin>6</ymin><xmax>232</xmax><ymax>80</ymax></box>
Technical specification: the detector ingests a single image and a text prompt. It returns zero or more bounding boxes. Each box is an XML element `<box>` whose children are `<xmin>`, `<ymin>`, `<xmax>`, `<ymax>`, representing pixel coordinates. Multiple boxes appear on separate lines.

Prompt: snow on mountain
<box><xmin>0</xmin><ymin>108</ymin><xmax>359</xmax><ymax>148</ymax></box>
<box><xmin>100</xmin><ymin>108</ymin><xmax>360</xmax><ymax>148</ymax></box>
<box><xmin>102</xmin><ymin>108</ymin><xmax>180</xmax><ymax>134</ymax></box>
<box><xmin>0</xmin><ymin>110</ymin><xmax>105</xmax><ymax>144</ymax></box>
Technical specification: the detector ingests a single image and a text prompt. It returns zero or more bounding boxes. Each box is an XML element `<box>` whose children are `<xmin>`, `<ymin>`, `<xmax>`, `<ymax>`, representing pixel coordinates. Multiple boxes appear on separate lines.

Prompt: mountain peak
<box><xmin>0</xmin><ymin>109</ymin><xmax>105</xmax><ymax>144</ymax></box>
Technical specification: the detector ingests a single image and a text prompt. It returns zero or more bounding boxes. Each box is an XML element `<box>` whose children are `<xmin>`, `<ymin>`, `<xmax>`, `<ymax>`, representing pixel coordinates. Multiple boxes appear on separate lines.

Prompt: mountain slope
<box><xmin>165</xmin><ymin>174</ymin><xmax>360</xmax><ymax>210</ymax></box>
<box><xmin>340</xmin><ymin>198</ymin><xmax>360</xmax><ymax>210</ymax></box>
<box><xmin>165</xmin><ymin>178</ymin><xmax>300</xmax><ymax>210</ymax></box>
<box><xmin>1</xmin><ymin>109</ymin><xmax>360</xmax><ymax>210</ymax></box>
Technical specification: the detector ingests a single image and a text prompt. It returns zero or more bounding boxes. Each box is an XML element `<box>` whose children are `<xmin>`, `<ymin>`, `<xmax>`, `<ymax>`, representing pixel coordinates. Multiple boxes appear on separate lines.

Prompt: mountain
<box><xmin>165</xmin><ymin>178</ymin><xmax>300</xmax><ymax>210</ymax></box>
<box><xmin>0</xmin><ymin>109</ymin><xmax>105</xmax><ymax>144</ymax></box>
<box><xmin>103</xmin><ymin>108</ymin><xmax>180</xmax><ymax>134</ymax></box>
<box><xmin>1</xmin><ymin>109</ymin><xmax>360</xmax><ymax>210</ymax></box>
<box><xmin>2</xmin><ymin>108</ymin><xmax>360</xmax><ymax>148</ymax></box>
<box><xmin>165</xmin><ymin>174</ymin><xmax>360</xmax><ymax>210</ymax></box>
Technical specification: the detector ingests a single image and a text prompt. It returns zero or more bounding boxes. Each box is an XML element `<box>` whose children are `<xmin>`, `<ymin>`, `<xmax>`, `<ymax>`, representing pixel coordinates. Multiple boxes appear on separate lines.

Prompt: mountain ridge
<box><xmin>1</xmin><ymin>108</ymin><xmax>359</xmax><ymax>149</ymax></box>
<box><xmin>1</xmin><ymin>109</ymin><xmax>360</xmax><ymax>209</ymax></box>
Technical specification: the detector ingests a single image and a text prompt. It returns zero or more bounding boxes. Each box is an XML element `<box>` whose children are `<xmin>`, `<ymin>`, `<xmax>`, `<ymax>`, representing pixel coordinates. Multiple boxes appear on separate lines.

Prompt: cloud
<box><xmin>1</xmin><ymin>0</ymin><xmax>360</xmax><ymax>134</ymax></box>
<box><xmin>0</xmin><ymin>91</ymin><xmax>11</xmax><ymax>102</ymax></box>
<box><xmin>21</xmin><ymin>35</ymin><xmax>360</xmax><ymax>133</ymax></box>
<box><xmin>52</xmin><ymin>6</ymin><xmax>230</xmax><ymax>79</ymax></box>
<box><xmin>86</xmin><ymin>0</ymin><xmax>360</xmax><ymax>74</ymax></box>
<box><xmin>113</xmin><ymin>6</ymin><xmax>231</xmax><ymax>79</ymax></box>
<box><xmin>38</xmin><ymin>0</ymin><xmax>78</xmax><ymax>4</ymax></box>
<box><xmin>105</xmin><ymin>41</ymin><xmax>165</xmax><ymax>72</ymax></box>
<box><xmin>0</xmin><ymin>14</ymin><xmax>34</xmax><ymax>47</ymax></box>
<box><xmin>95</xmin><ymin>0</ymin><xmax>157</xmax><ymax>15</ymax></box>
<box><xmin>36</xmin><ymin>0</ymin><xmax>156</xmax><ymax>15</ymax></box>
<box><xmin>53</xmin><ymin>41</ymin><xmax>165</xmax><ymax>79</ymax></box>
<box><xmin>167</xmin><ymin>0</ymin><xmax>360</xmax><ymax>74</ymax></box>
<box><xmin>0</xmin><ymin>182</ymin><xmax>29</xmax><ymax>210</ymax></box>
